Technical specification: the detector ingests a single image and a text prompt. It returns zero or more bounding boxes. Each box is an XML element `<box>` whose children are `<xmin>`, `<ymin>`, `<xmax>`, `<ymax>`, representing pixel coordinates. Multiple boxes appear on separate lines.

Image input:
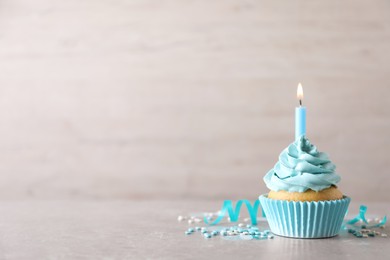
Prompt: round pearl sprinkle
<box><xmin>194</xmin><ymin>218</ymin><xmax>202</xmax><ymax>223</ymax></box>
<box><xmin>177</xmin><ymin>216</ymin><xmax>184</xmax><ymax>222</ymax></box>
<box><xmin>204</xmin><ymin>233</ymin><xmax>212</xmax><ymax>239</ymax></box>
<box><xmin>240</xmin><ymin>234</ymin><xmax>253</xmax><ymax>240</ymax></box>
<box><xmin>238</xmin><ymin>223</ymin><xmax>244</xmax><ymax>228</ymax></box>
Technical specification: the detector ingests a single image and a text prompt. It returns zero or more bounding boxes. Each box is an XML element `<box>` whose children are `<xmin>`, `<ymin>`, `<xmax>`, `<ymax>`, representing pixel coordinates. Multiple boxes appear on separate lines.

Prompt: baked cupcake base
<box><xmin>268</xmin><ymin>186</ymin><xmax>343</xmax><ymax>202</ymax></box>
<box><xmin>259</xmin><ymin>194</ymin><xmax>351</xmax><ymax>238</ymax></box>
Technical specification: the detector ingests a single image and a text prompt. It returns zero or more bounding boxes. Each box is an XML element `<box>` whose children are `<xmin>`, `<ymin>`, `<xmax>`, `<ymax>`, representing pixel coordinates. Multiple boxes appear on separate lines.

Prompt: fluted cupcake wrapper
<box><xmin>259</xmin><ymin>195</ymin><xmax>351</xmax><ymax>238</ymax></box>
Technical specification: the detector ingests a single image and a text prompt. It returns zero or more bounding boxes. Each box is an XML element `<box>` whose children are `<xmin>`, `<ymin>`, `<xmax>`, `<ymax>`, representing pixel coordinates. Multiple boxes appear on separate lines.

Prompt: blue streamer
<box><xmin>347</xmin><ymin>205</ymin><xmax>387</xmax><ymax>228</ymax></box>
<box><xmin>204</xmin><ymin>200</ymin><xmax>264</xmax><ymax>226</ymax></box>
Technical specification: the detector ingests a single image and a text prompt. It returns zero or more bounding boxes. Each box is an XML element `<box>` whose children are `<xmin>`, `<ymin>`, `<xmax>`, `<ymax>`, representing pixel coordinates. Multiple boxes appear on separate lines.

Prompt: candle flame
<box><xmin>297</xmin><ymin>83</ymin><xmax>304</xmax><ymax>102</ymax></box>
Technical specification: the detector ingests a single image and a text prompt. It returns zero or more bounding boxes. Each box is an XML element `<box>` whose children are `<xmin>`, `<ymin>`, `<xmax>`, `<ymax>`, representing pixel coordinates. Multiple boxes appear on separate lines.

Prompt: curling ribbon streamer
<box><xmin>204</xmin><ymin>200</ymin><xmax>264</xmax><ymax>226</ymax></box>
<box><xmin>347</xmin><ymin>205</ymin><xmax>387</xmax><ymax>228</ymax></box>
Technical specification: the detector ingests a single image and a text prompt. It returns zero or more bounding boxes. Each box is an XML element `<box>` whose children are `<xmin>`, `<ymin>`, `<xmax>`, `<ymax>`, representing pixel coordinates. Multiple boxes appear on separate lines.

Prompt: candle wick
<box><xmin>299</xmin><ymin>99</ymin><xmax>302</xmax><ymax>106</ymax></box>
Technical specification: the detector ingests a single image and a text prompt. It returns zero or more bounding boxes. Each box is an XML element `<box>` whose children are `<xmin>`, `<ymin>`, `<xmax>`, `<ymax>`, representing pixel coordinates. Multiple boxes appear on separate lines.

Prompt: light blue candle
<box><xmin>295</xmin><ymin>83</ymin><xmax>306</xmax><ymax>140</ymax></box>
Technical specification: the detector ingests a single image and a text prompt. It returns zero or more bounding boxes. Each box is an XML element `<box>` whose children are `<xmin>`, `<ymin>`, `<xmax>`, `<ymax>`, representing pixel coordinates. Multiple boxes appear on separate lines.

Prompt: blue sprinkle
<box><xmin>195</xmin><ymin>227</ymin><xmax>201</xmax><ymax>231</ymax></box>
<box><xmin>204</xmin><ymin>233</ymin><xmax>212</xmax><ymax>239</ymax></box>
<box><xmin>187</xmin><ymin>228</ymin><xmax>194</xmax><ymax>233</ymax></box>
<box><xmin>185</xmin><ymin>231</ymin><xmax>192</xmax><ymax>235</ymax></box>
<box><xmin>211</xmin><ymin>231</ymin><xmax>218</xmax><ymax>236</ymax></box>
<box><xmin>201</xmin><ymin>230</ymin><xmax>208</xmax><ymax>234</ymax></box>
<box><xmin>246</xmin><ymin>224</ymin><xmax>251</xmax><ymax>228</ymax></box>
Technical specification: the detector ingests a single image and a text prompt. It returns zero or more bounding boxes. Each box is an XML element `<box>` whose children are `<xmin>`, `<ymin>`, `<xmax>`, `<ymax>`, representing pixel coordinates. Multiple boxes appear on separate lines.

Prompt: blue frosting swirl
<box><xmin>264</xmin><ymin>136</ymin><xmax>341</xmax><ymax>192</ymax></box>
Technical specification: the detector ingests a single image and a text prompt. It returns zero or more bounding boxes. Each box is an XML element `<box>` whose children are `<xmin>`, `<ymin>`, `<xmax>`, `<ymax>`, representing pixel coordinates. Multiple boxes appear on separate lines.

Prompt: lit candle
<box><xmin>295</xmin><ymin>83</ymin><xmax>306</xmax><ymax>140</ymax></box>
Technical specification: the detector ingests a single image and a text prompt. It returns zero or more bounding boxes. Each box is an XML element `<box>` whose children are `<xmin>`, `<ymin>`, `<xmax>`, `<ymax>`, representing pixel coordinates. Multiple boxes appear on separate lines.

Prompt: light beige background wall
<box><xmin>0</xmin><ymin>0</ymin><xmax>389</xmax><ymax>202</ymax></box>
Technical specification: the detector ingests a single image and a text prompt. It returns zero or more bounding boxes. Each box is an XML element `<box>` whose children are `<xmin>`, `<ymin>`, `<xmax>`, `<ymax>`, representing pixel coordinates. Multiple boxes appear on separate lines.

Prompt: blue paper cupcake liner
<box><xmin>259</xmin><ymin>194</ymin><xmax>351</xmax><ymax>238</ymax></box>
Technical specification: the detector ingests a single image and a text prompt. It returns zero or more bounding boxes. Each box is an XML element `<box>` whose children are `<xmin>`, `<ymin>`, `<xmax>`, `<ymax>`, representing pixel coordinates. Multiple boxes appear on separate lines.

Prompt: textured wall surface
<box><xmin>0</xmin><ymin>0</ymin><xmax>389</xmax><ymax>201</ymax></box>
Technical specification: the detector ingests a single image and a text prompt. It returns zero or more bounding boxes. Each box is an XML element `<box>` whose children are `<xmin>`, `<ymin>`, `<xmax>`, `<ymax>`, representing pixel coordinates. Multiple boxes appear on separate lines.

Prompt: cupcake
<box><xmin>259</xmin><ymin>136</ymin><xmax>350</xmax><ymax>238</ymax></box>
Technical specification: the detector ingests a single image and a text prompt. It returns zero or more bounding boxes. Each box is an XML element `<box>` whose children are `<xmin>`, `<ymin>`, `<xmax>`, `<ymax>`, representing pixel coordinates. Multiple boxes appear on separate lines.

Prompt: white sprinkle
<box><xmin>238</xmin><ymin>223</ymin><xmax>244</xmax><ymax>227</ymax></box>
<box><xmin>244</xmin><ymin>218</ymin><xmax>250</xmax><ymax>222</ymax></box>
<box><xmin>177</xmin><ymin>216</ymin><xmax>184</xmax><ymax>222</ymax></box>
<box><xmin>381</xmin><ymin>234</ymin><xmax>388</xmax><ymax>237</ymax></box>
<box><xmin>362</xmin><ymin>234</ymin><xmax>368</xmax><ymax>238</ymax></box>
<box><xmin>188</xmin><ymin>219</ymin><xmax>194</xmax><ymax>224</ymax></box>
<box><xmin>240</xmin><ymin>234</ymin><xmax>253</xmax><ymax>240</ymax></box>
<box><xmin>194</xmin><ymin>218</ymin><xmax>202</xmax><ymax>223</ymax></box>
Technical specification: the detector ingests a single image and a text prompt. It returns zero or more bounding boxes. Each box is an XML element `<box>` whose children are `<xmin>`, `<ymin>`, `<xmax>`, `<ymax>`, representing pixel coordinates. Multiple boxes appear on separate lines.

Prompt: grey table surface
<box><xmin>0</xmin><ymin>200</ymin><xmax>388</xmax><ymax>260</ymax></box>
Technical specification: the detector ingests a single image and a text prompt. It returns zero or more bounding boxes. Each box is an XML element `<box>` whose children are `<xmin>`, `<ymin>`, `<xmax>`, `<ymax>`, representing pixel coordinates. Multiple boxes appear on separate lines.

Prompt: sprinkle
<box><xmin>194</xmin><ymin>218</ymin><xmax>202</xmax><ymax>223</ymax></box>
<box><xmin>246</xmin><ymin>224</ymin><xmax>252</xmax><ymax>228</ymax></box>
<box><xmin>195</xmin><ymin>227</ymin><xmax>201</xmax><ymax>231</ymax></box>
<box><xmin>244</xmin><ymin>218</ymin><xmax>250</xmax><ymax>222</ymax></box>
<box><xmin>187</xmin><ymin>228</ymin><xmax>194</xmax><ymax>233</ymax></box>
<box><xmin>201</xmin><ymin>230</ymin><xmax>208</xmax><ymax>234</ymax></box>
<box><xmin>204</xmin><ymin>233</ymin><xmax>212</xmax><ymax>239</ymax></box>
<box><xmin>185</xmin><ymin>231</ymin><xmax>192</xmax><ymax>235</ymax></box>
<box><xmin>362</xmin><ymin>234</ymin><xmax>368</xmax><ymax>238</ymax></box>
<box><xmin>177</xmin><ymin>216</ymin><xmax>184</xmax><ymax>222</ymax></box>
<box><xmin>211</xmin><ymin>231</ymin><xmax>218</xmax><ymax>236</ymax></box>
<box><xmin>268</xmin><ymin>235</ymin><xmax>274</xmax><ymax>239</ymax></box>
<box><xmin>238</xmin><ymin>223</ymin><xmax>244</xmax><ymax>227</ymax></box>
<box><xmin>188</xmin><ymin>219</ymin><xmax>194</xmax><ymax>224</ymax></box>
<box><xmin>240</xmin><ymin>234</ymin><xmax>253</xmax><ymax>240</ymax></box>
<box><xmin>382</xmin><ymin>234</ymin><xmax>388</xmax><ymax>237</ymax></box>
